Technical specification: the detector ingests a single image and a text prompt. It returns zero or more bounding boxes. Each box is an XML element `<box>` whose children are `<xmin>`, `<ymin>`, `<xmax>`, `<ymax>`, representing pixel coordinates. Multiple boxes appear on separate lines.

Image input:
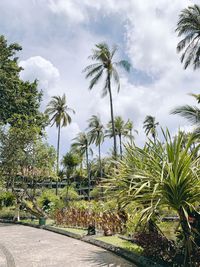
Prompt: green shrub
<box><xmin>38</xmin><ymin>189</ymin><xmax>61</xmax><ymax>214</ymax></box>
<box><xmin>0</xmin><ymin>206</ymin><xmax>32</xmax><ymax>220</ymax></box>
<box><xmin>0</xmin><ymin>191</ymin><xmax>15</xmax><ymax>208</ymax></box>
<box><xmin>60</xmin><ymin>186</ymin><xmax>79</xmax><ymax>202</ymax></box>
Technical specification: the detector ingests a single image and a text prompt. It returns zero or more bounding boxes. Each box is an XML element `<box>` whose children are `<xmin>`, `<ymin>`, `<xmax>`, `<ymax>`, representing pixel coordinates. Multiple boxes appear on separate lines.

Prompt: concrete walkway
<box><xmin>0</xmin><ymin>223</ymin><xmax>135</xmax><ymax>267</ymax></box>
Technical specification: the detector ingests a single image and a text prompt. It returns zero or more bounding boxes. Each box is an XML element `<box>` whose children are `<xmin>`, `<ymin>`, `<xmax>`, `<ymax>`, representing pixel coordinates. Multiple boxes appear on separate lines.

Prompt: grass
<box><xmin>158</xmin><ymin>221</ymin><xmax>179</xmax><ymax>240</ymax></box>
<box><xmin>20</xmin><ymin>218</ymin><xmax>55</xmax><ymax>226</ymax></box>
<box><xmin>95</xmin><ymin>235</ymin><xmax>143</xmax><ymax>254</ymax></box>
<box><xmin>52</xmin><ymin>226</ymin><xmax>87</xmax><ymax>235</ymax></box>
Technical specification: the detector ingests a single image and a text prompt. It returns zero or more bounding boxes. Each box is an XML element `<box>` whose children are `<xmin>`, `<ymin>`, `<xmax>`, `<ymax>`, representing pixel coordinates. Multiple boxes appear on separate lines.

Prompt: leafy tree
<box><xmin>176</xmin><ymin>4</ymin><xmax>200</xmax><ymax>69</ymax></box>
<box><xmin>83</xmin><ymin>43</ymin><xmax>131</xmax><ymax>158</ymax></box>
<box><xmin>87</xmin><ymin>115</ymin><xmax>104</xmax><ymax>179</ymax></box>
<box><xmin>0</xmin><ymin>121</ymin><xmax>56</xmax><ymax>219</ymax></box>
<box><xmin>71</xmin><ymin>132</ymin><xmax>92</xmax><ymax>200</ymax></box>
<box><xmin>45</xmin><ymin>94</ymin><xmax>75</xmax><ymax>195</ymax></box>
<box><xmin>143</xmin><ymin>115</ymin><xmax>159</xmax><ymax>143</ymax></box>
<box><xmin>0</xmin><ymin>36</ymin><xmax>44</xmax><ymax>125</ymax></box>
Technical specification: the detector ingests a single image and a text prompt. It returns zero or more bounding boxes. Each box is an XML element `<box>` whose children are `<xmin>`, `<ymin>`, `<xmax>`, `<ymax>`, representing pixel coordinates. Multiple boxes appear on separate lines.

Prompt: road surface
<box><xmin>0</xmin><ymin>223</ymin><xmax>135</xmax><ymax>267</ymax></box>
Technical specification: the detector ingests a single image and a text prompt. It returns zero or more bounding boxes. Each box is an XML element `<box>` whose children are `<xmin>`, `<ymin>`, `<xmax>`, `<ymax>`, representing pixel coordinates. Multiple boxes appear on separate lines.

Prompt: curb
<box><xmin>0</xmin><ymin>220</ymin><xmax>164</xmax><ymax>267</ymax></box>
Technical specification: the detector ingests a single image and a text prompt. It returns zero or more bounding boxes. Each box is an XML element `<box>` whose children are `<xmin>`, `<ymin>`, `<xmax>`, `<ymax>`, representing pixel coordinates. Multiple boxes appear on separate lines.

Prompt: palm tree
<box><xmin>45</xmin><ymin>94</ymin><xmax>75</xmax><ymax>195</ymax></box>
<box><xmin>176</xmin><ymin>4</ymin><xmax>200</xmax><ymax>70</ymax></box>
<box><xmin>171</xmin><ymin>93</ymin><xmax>200</xmax><ymax>135</ymax></box>
<box><xmin>87</xmin><ymin>115</ymin><xmax>104</xmax><ymax>179</ymax></box>
<box><xmin>83</xmin><ymin>43</ymin><xmax>131</xmax><ymax>158</ymax></box>
<box><xmin>107</xmin><ymin>116</ymin><xmax>127</xmax><ymax>159</ymax></box>
<box><xmin>124</xmin><ymin>119</ymin><xmax>138</xmax><ymax>142</ymax></box>
<box><xmin>71</xmin><ymin>132</ymin><xmax>92</xmax><ymax>200</ymax></box>
<box><xmin>143</xmin><ymin>115</ymin><xmax>159</xmax><ymax>143</ymax></box>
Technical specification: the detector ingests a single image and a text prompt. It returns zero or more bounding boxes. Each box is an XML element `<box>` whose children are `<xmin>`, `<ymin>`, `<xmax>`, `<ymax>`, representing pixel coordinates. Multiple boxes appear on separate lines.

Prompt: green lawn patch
<box><xmin>52</xmin><ymin>226</ymin><xmax>87</xmax><ymax>235</ymax></box>
<box><xmin>95</xmin><ymin>235</ymin><xmax>143</xmax><ymax>254</ymax></box>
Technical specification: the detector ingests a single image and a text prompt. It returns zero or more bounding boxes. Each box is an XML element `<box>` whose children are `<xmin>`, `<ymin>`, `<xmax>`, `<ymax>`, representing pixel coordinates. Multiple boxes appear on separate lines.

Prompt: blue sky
<box><xmin>1</xmin><ymin>0</ymin><xmax>200</xmax><ymax>158</ymax></box>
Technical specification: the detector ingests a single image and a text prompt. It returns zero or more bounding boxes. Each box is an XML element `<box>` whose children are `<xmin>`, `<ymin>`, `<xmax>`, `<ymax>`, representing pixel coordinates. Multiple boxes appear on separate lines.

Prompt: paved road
<box><xmin>0</xmin><ymin>223</ymin><xmax>135</xmax><ymax>267</ymax></box>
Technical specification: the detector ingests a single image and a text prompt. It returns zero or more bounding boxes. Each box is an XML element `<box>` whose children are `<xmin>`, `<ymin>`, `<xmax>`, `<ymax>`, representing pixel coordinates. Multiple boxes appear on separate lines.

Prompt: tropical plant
<box><xmin>71</xmin><ymin>132</ymin><xmax>92</xmax><ymax>200</ymax></box>
<box><xmin>87</xmin><ymin>115</ymin><xmax>104</xmax><ymax>179</ymax></box>
<box><xmin>83</xmin><ymin>43</ymin><xmax>131</xmax><ymax>158</ymax></box>
<box><xmin>143</xmin><ymin>115</ymin><xmax>159</xmax><ymax>143</ymax></box>
<box><xmin>45</xmin><ymin>94</ymin><xmax>75</xmax><ymax>195</ymax></box>
<box><xmin>106</xmin><ymin>131</ymin><xmax>200</xmax><ymax>266</ymax></box>
<box><xmin>176</xmin><ymin>4</ymin><xmax>200</xmax><ymax>70</ymax></box>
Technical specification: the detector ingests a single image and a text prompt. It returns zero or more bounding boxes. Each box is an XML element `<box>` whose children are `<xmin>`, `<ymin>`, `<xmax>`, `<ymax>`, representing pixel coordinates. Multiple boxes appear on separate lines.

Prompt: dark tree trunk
<box><xmin>56</xmin><ymin>123</ymin><xmax>61</xmax><ymax>195</ymax></box>
<box><xmin>178</xmin><ymin>207</ymin><xmax>193</xmax><ymax>267</ymax></box>
<box><xmin>86</xmin><ymin>146</ymin><xmax>90</xmax><ymax>200</ymax></box>
<box><xmin>119</xmin><ymin>134</ymin><xmax>123</xmax><ymax>159</ymax></box>
<box><xmin>108</xmin><ymin>74</ymin><xmax>117</xmax><ymax>159</ymax></box>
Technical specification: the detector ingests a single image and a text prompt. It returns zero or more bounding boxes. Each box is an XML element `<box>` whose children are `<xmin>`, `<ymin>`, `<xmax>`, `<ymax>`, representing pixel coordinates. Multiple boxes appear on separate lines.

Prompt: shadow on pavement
<box><xmin>82</xmin><ymin>250</ymin><xmax>134</xmax><ymax>267</ymax></box>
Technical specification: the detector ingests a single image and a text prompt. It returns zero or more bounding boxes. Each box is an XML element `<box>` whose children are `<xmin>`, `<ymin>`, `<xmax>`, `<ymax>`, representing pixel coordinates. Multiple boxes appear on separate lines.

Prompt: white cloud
<box><xmin>19</xmin><ymin>56</ymin><xmax>61</xmax><ymax>108</ymax></box>
<box><xmin>2</xmin><ymin>0</ymin><xmax>200</xmax><ymax>155</ymax></box>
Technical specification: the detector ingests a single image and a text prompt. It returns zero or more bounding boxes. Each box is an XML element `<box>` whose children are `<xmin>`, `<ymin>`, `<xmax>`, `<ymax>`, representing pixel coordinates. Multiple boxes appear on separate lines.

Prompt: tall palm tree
<box><xmin>176</xmin><ymin>4</ymin><xmax>200</xmax><ymax>70</ymax></box>
<box><xmin>87</xmin><ymin>115</ymin><xmax>104</xmax><ymax>179</ymax></box>
<box><xmin>83</xmin><ymin>43</ymin><xmax>131</xmax><ymax>158</ymax></box>
<box><xmin>171</xmin><ymin>93</ymin><xmax>200</xmax><ymax>135</ymax></box>
<box><xmin>71</xmin><ymin>132</ymin><xmax>92</xmax><ymax>200</ymax></box>
<box><xmin>107</xmin><ymin>116</ymin><xmax>127</xmax><ymax>159</ymax></box>
<box><xmin>143</xmin><ymin>115</ymin><xmax>159</xmax><ymax>143</ymax></box>
<box><xmin>45</xmin><ymin>94</ymin><xmax>75</xmax><ymax>195</ymax></box>
<box><xmin>124</xmin><ymin>119</ymin><xmax>138</xmax><ymax>142</ymax></box>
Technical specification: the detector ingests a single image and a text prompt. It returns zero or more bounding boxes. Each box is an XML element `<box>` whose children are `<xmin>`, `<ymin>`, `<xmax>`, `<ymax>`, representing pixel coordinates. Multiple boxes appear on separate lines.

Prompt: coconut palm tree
<box><xmin>124</xmin><ymin>119</ymin><xmax>138</xmax><ymax>142</ymax></box>
<box><xmin>106</xmin><ymin>116</ymin><xmax>127</xmax><ymax>159</ymax></box>
<box><xmin>176</xmin><ymin>4</ymin><xmax>200</xmax><ymax>70</ymax></box>
<box><xmin>143</xmin><ymin>115</ymin><xmax>159</xmax><ymax>143</ymax></box>
<box><xmin>45</xmin><ymin>94</ymin><xmax>75</xmax><ymax>195</ymax></box>
<box><xmin>83</xmin><ymin>43</ymin><xmax>131</xmax><ymax>158</ymax></box>
<box><xmin>87</xmin><ymin>115</ymin><xmax>104</xmax><ymax>179</ymax></box>
<box><xmin>71</xmin><ymin>132</ymin><xmax>92</xmax><ymax>200</ymax></box>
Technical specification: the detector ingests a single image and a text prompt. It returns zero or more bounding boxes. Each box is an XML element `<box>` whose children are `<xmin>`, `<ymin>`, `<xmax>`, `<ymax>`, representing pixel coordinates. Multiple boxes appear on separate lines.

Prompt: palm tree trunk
<box><xmin>108</xmin><ymin>74</ymin><xmax>117</xmax><ymax>158</ymax></box>
<box><xmin>86</xmin><ymin>146</ymin><xmax>90</xmax><ymax>200</ymax></box>
<box><xmin>119</xmin><ymin>134</ymin><xmax>123</xmax><ymax>159</ymax></box>
<box><xmin>56</xmin><ymin>123</ymin><xmax>61</xmax><ymax>195</ymax></box>
<box><xmin>98</xmin><ymin>137</ymin><xmax>102</xmax><ymax>180</ymax></box>
<box><xmin>178</xmin><ymin>207</ymin><xmax>193</xmax><ymax>267</ymax></box>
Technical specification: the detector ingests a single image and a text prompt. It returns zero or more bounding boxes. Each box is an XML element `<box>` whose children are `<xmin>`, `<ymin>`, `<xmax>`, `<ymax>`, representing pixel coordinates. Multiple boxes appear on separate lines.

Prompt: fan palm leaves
<box><xmin>176</xmin><ymin>4</ymin><xmax>200</xmax><ymax>70</ymax></box>
<box><xmin>83</xmin><ymin>42</ymin><xmax>131</xmax><ymax>158</ymax></box>
<box><xmin>143</xmin><ymin>115</ymin><xmax>159</xmax><ymax>143</ymax></box>
<box><xmin>45</xmin><ymin>94</ymin><xmax>75</xmax><ymax>195</ymax></box>
<box><xmin>124</xmin><ymin>119</ymin><xmax>138</xmax><ymax>142</ymax></box>
<box><xmin>87</xmin><ymin>115</ymin><xmax>104</xmax><ymax>179</ymax></box>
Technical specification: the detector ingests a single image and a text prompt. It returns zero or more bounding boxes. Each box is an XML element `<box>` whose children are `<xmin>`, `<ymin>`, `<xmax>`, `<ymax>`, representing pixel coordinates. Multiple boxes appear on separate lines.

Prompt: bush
<box><xmin>0</xmin><ymin>191</ymin><xmax>15</xmax><ymax>208</ymax></box>
<box><xmin>38</xmin><ymin>189</ymin><xmax>61</xmax><ymax>214</ymax></box>
<box><xmin>0</xmin><ymin>206</ymin><xmax>33</xmax><ymax>220</ymax></box>
<box><xmin>133</xmin><ymin>231</ymin><xmax>176</xmax><ymax>265</ymax></box>
<box><xmin>60</xmin><ymin>186</ymin><xmax>79</xmax><ymax>202</ymax></box>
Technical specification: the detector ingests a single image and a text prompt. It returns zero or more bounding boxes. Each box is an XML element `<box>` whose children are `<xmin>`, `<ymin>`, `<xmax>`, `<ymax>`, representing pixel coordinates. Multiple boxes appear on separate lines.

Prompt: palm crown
<box><xmin>83</xmin><ymin>42</ymin><xmax>131</xmax><ymax>158</ymax></box>
<box><xmin>45</xmin><ymin>94</ymin><xmax>75</xmax><ymax>127</ymax></box>
<box><xmin>176</xmin><ymin>4</ymin><xmax>200</xmax><ymax>69</ymax></box>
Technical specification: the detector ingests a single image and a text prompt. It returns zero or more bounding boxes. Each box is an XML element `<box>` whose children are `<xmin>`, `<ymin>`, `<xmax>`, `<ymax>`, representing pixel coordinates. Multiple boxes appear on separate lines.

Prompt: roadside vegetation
<box><xmin>1</xmin><ymin>4</ymin><xmax>200</xmax><ymax>266</ymax></box>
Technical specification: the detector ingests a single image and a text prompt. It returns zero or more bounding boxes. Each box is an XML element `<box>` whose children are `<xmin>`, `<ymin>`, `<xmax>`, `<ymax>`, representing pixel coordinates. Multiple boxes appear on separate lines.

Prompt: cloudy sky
<box><xmin>1</xmin><ymin>0</ymin><xmax>200</xmax><ymax>157</ymax></box>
